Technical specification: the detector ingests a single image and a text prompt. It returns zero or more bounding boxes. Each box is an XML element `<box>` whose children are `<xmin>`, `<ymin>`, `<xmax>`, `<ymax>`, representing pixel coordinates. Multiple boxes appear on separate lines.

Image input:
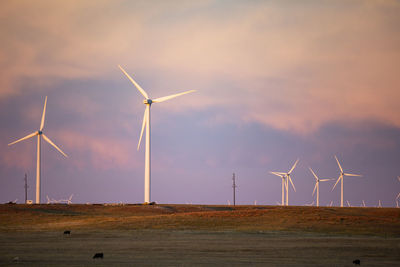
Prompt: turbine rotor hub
<box><xmin>38</xmin><ymin>131</ymin><xmax>43</xmax><ymax>135</ymax></box>
<box><xmin>144</xmin><ymin>99</ymin><xmax>152</xmax><ymax>105</ymax></box>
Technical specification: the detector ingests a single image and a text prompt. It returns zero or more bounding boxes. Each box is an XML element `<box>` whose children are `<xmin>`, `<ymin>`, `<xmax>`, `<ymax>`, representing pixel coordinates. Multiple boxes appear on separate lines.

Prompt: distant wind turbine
<box><xmin>119</xmin><ymin>65</ymin><xmax>195</xmax><ymax>204</ymax></box>
<box><xmin>309</xmin><ymin>167</ymin><xmax>333</xmax><ymax>207</ymax></box>
<box><xmin>362</xmin><ymin>200</ymin><xmax>366</xmax><ymax>207</ymax></box>
<box><xmin>332</xmin><ymin>156</ymin><xmax>362</xmax><ymax>207</ymax></box>
<box><xmin>270</xmin><ymin>159</ymin><xmax>299</xmax><ymax>206</ymax></box>
<box><xmin>270</xmin><ymin>172</ymin><xmax>286</xmax><ymax>206</ymax></box>
<box><xmin>305</xmin><ymin>201</ymin><xmax>314</xmax><ymax>206</ymax></box>
<box><xmin>346</xmin><ymin>200</ymin><xmax>351</xmax><ymax>207</ymax></box>
<box><xmin>397</xmin><ymin>176</ymin><xmax>400</xmax><ymax>201</ymax></box>
<box><xmin>8</xmin><ymin>96</ymin><xmax>68</xmax><ymax>204</ymax></box>
<box><xmin>61</xmin><ymin>194</ymin><xmax>73</xmax><ymax>204</ymax></box>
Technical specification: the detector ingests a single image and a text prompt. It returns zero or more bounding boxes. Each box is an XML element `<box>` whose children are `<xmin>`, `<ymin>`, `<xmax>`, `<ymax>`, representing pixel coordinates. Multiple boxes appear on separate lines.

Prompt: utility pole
<box><xmin>232</xmin><ymin>173</ymin><xmax>237</xmax><ymax>206</ymax></box>
<box><xmin>24</xmin><ymin>173</ymin><xmax>28</xmax><ymax>204</ymax></box>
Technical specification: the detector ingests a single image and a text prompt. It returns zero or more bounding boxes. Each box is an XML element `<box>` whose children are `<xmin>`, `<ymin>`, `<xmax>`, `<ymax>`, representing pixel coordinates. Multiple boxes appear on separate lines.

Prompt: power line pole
<box><xmin>232</xmin><ymin>173</ymin><xmax>237</xmax><ymax>206</ymax></box>
<box><xmin>24</xmin><ymin>173</ymin><xmax>28</xmax><ymax>204</ymax></box>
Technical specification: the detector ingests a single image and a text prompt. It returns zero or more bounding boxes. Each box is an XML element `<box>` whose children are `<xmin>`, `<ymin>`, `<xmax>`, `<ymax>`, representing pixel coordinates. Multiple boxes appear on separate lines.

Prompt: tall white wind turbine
<box><xmin>309</xmin><ymin>167</ymin><xmax>332</xmax><ymax>207</ymax></box>
<box><xmin>8</xmin><ymin>96</ymin><xmax>68</xmax><ymax>204</ymax></box>
<box><xmin>270</xmin><ymin>159</ymin><xmax>299</xmax><ymax>206</ymax></box>
<box><xmin>119</xmin><ymin>65</ymin><xmax>195</xmax><ymax>204</ymax></box>
<box><xmin>331</xmin><ymin>155</ymin><xmax>362</xmax><ymax>208</ymax></box>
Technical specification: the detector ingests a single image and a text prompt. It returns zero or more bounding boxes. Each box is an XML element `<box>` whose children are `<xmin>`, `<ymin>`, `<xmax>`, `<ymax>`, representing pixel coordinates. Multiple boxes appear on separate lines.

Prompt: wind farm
<box><xmin>2</xmin><ymin>1</ymin><xmax>400</xmax><ymax>266</ymax></box>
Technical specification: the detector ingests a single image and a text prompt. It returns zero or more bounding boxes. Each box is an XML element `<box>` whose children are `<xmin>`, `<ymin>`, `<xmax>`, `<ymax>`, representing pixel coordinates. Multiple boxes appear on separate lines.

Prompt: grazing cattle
<box><xmin>63</xmin><ymin>230</ymin><xmax>71</xmax><ymax>235</ymax></box>
<box><xmin>93</xmin><ymin>253</ymin><xmax>104</xmax><ymax>259</ymax></box>
<box><xmin>353</xmin><ymin>259</ymin><xmax>361</xmax><ymax>265</ymax></box>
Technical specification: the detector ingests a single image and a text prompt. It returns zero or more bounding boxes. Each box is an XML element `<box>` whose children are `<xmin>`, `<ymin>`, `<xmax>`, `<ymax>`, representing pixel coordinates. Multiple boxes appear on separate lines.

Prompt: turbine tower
<box><xmin>119</xmin><ymin>65</ymin><xmax>195</xmax><ymax>204</ymax></box>
<box><xmin>8</xmin><ymin>96</ymin><xmax>68</xmax><ymax>204</ymax></box>
<box><xmin>309</xmin><ymin>167</ymin><xmax>332</xmax><ymax>207</ymax></box>
<box><xmin>331</xmin><ymin>155</ymin><xmax>362</xmax><ymax>207</ymax></box>
<box><xmin>270</xmin><ymin>159</ymin><xmax>298</xmax><ymax>206</ymax></box>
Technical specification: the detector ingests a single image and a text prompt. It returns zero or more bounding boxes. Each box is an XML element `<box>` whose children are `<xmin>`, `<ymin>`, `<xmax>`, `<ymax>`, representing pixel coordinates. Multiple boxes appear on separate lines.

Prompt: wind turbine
<box><xmin>119</xmin><ymin>65</ymin><xmax>195</xmax><ymax>204</ymax></box>
<box><xmin>270</xmin><ymin>171</ymin><xmax>286</xmax><ymax>206</ymax></box>
<box><xmin>305</xmin><ymin>201</ymin><xmax>314</xmax><ymax>206</ymax></box>
<box><xmin>270</xmin><ymin>159</ymin><xmax>299</xmax><ymax>206</ymax></box>
<box><xmin>396</xmin><ymin>176</ymin><xmax>400</xmax><ymax>202</ymax></box>
<box><xmin>8</xmin><ymin>96</ymin><xmax>68</xmax><ymax>204</ymax></box>
<box><xmin>61</xmin><ymin>194</ymin><xmax>73</xmax><ymax>204</ymax></box>
<box><xmin>309</xmin><ymin>167</ymin><xmax>333</xmax><ymax>207</ymax></box>
<box><xmin>331</xmin><ymin>156</ymin><xmax>362</xmax><ymax>207</ymax></box>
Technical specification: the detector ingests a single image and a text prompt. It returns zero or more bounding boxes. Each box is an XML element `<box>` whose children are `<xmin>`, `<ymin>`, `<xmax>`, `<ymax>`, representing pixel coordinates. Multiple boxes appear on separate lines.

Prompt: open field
<box><xmin>1</xmin><ymin>204</ymin><xmax>399</xmax><ymax>266</ymax></box>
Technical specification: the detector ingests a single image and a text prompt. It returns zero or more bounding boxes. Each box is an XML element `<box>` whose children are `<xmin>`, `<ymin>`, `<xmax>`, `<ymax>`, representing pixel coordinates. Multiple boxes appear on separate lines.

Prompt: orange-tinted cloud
<box><xmin>1</xmin><ymin>0</ymin><xmax>399</xmax><ymax>134</ymax></box>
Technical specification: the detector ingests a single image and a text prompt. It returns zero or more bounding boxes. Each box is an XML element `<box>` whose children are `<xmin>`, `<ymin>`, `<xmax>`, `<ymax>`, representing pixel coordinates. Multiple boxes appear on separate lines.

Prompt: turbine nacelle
<box><xmin>143</xmin><ymin>99</ymin><xmax>153</xmax><ymax>105</ymax></box>
<box><xmin>38</xmin><ymin>131</ymin><xmax>43</xmax><ymax>135</ymax></box>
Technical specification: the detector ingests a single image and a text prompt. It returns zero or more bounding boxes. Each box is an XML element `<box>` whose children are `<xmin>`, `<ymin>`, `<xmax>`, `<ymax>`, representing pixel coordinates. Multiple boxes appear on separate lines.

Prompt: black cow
<box><xmin>93</xmin><ymin>253</ymin><xmax>104</xmax><ymax>259</ymax></box>
<box><xmin>353</xmin><ymin>259</ymin><xmax>361</xmax><ymax>265</ymax></box>
<box><xmin>63</xmin><ymin>230</ymin><xmax>71</xmax><ymax>235</ymax></box>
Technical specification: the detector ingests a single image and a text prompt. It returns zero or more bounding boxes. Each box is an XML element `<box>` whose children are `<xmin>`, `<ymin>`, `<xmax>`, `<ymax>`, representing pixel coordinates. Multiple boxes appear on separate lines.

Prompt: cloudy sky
<box><xmin>1</xmin><ymin>0</ymin><xmax>400</xmax><ymax>206</ymax></box>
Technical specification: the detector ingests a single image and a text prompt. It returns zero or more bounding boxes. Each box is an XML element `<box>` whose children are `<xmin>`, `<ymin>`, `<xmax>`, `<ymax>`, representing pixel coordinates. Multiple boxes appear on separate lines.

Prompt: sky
<box><xmin>1</xmin><ymin>0</ymin><xmax>400</xmax><ymax>207</ymax></box>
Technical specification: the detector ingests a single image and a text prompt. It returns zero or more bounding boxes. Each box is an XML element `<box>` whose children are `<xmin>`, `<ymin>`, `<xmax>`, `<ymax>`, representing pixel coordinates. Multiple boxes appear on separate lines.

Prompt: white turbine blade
<box><xmin>42</xmin><ymin>134</ymin><xmax>68</xmax><ymax>158</ymax></box>
<box><xmin>271</xmin><ymin>172</ymin><xmax>286</xmax><ymax>176</ymax></box>
<box><xmin>288</xmin><ymin>158</ymin><xmax>299</xmax><ymax>174</ymax></box>
<box><xmin>8</xmin><ymin>132</ymin><xmax>38</xmax><ymax>146</ymax></box>
<box><xmin>137</xmin><ymin>107</ymin><xmax>148</xmax><ymax>150</ymax></box>
<box><xmin>344</xmin><ymin>173</ymin><xmax>362</xmax><ymax>177</ymax></box>
<box><xmin>40</xmin><ymin>96</ymin><xmax>47</xmax><ymax>131</ymax></box>
<box><xmin>332</xmin><ymin>176</ymin><xmax>341</xmax><ymax>191</ymax></box>
<box><xmin>118</xmin><ymin>65</ymin><xmax>149</xmax><ymax>99</ymax></box>
<box><xmin>396</xmin><ymin>192</ymin><xmax>400</xmax><ymax>200</ymax></box>
<box><xmin>334</xmin><ymin>155</ymin><xmax>343</xmax><ymax>173</ymax></box>
<box><xmin>319</xmin><ymin>178</ymin><xmax>334</xmax><ymax>182</ymax></box>
<box><xmin>152</xmin><ymin>90</ymin><xmax>196</xmax><ymax>103</ymax></box>
<box><xmin>289</xmin><ymin>176</ymin><xmax>296</xmax><ymax>192</ymax></box>
<box><xmin>312</xmin><ymin>182</ymin><xmax>317</xmax><ymax>196</ymax></box>
<box><xmin>309</xmin><ymin>167</ymin><xmax>318</xmax><ymax>181</ymax></box>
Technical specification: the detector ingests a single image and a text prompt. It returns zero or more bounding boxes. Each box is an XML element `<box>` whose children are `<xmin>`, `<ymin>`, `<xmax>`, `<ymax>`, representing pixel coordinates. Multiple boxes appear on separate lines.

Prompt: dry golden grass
<box><xmin>1</xmin><ymin>204</ymin><xmax>399</xmax><ymax>236</ymax></box>
<box><xmin>1</xmin><ymin>204</ymin><xmax>400</xmax><ymax>266</ymax></box>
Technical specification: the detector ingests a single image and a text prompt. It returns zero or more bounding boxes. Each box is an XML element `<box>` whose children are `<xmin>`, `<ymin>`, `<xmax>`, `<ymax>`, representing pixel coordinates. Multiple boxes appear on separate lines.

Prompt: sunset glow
<box><xmin>1</xmin><ymin>0</ymin><xmax>400</xmax><ymax>206</ymax></box>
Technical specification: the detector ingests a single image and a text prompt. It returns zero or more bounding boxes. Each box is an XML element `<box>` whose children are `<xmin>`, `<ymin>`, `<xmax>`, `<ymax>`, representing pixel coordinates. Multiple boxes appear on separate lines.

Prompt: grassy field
<box><xmin>0</xmin><ymin>204</ymin><xmax>399</xmax><ymax>266</ymax></box>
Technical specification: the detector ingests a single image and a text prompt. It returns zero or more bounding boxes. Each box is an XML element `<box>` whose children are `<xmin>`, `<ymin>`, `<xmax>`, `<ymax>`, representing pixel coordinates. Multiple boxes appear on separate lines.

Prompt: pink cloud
<box><xmin>1</xmin><ymin>1</ymin><xmax>399</xmax><ymax>134</ymax></box>
<box><xmin>56</xmin><ymin>130</ymin><xmax>140</xmax><ymax>171</ymax></box>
